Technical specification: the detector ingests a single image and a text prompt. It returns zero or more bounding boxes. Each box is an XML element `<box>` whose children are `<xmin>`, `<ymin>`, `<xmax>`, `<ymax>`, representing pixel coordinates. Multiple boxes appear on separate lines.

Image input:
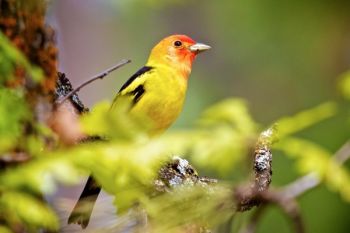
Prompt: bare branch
<box><xmin>238</xmin><ymin>206</ymin><xmax>266</xmax><ymax>233</ymax></box>
<box><xmin>253</xmin><ymin>145</ymin><xmax>272</xmax><ymax>192</ymax></box>
<box><xmin>56</xmin><ymin>59</ymin><xmax>131</xmax><ymax>105</ymax></box>
<box><xmin>237</xmin><ymin>190</ymin><xmax>305</xmax><ymax>233</ymax></box>
<box><xmin>334</xmin><ymin>141</ymin><xmax>350</xmax><ymax>164</ymax></box>
<box><xmin>260</xmin><ymin>191</ymin><xmax>305</xmax><ymax>233</ymax></box>
<box><xmin>235</xmin><ymin>127</ymin><xmax>275</xmax><ymax>211</ymax></box>
<box><xmin>280</xmin><ymin>173</ymin><xmax>319</xmax><ymax>200</ymax></box>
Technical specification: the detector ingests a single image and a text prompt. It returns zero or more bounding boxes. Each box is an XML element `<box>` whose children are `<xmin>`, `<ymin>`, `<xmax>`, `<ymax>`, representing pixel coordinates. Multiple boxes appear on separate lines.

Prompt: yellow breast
<box><xmin>130</xmin><ymin>66</ymin><xmax>188</xmax><ymax>133</ymax></box>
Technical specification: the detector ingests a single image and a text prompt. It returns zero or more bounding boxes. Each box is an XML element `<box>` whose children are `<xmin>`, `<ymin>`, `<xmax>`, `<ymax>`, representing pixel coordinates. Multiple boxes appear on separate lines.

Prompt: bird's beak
<box><xmin>189</xmin><ymin>43</ymin><xmax>211</xmax><ymax>54</ymax></box>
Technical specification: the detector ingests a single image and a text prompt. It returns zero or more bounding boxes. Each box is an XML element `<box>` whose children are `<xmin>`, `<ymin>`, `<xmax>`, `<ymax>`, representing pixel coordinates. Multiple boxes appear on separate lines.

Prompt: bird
<box><xmin>67</xmin><ymin>34</ymin><xmax>211</xmax><ymax>228</ymax></box>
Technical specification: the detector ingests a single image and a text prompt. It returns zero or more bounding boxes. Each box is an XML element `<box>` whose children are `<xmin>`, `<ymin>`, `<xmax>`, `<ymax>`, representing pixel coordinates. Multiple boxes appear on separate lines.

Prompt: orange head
<box><xmin>147</xmin><ymin>35</ymin><xmax>211</xmax><ymax>77</ymax></box>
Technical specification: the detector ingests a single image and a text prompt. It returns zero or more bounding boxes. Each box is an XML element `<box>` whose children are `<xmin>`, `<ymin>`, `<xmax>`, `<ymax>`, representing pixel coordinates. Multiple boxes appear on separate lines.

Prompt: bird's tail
<box><xmin>68</xmin><ymin>175</ymin><xmax>101</xmax><ymax>228</ymax></box>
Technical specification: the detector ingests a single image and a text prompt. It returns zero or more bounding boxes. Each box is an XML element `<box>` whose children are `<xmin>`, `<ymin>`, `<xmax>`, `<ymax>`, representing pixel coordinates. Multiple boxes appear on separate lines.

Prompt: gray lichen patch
<box><xmin>155</xmin><ymin>156</ymin><xmax>217</xmax><ymax>192</ymax></box>
<box><xmin>254</xmin><ymin>146</ymin><xmax>272</xmax><ymax>172</ymax></box>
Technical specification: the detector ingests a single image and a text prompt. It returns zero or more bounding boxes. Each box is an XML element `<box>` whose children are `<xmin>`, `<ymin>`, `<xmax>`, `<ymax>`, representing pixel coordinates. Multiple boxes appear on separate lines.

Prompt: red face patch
<box><xmin>174</xmin><ymin>35</ymin><xmax>196</xmax><ymax>45</ymax></box>
<box><xmin>169</xmin><ymin>35</ymin><xmax>197</xmax><ymax>64</ymax></box>
<box><xmin>147</xmin><ymin>35</ymin><xmax>202</xmax><ymax>78</ymax></box>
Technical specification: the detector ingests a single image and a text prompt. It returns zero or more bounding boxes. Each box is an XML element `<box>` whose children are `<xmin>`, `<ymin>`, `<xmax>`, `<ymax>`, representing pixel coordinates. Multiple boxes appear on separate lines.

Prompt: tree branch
<box><xmin>235</xmin><ymin>127</ymin><xmax>275</xmax><ymax>211</ymax></box>
<box><xmin>238</xmin><ymin>206</ymin><xmax>266</xmax><ymax>233</ymax></box>
<box><xmin>56</xmin><ymin>59</ymin><xmax>131</xmax><ymax>105</ymax></box>
<box><xmin>234</xmin><ymin>127</ymin><xmax>306</xmax><ymax>233</ymax></box>
<box><xmin>237</xmin><ymin>189</ymin><xmax>305</xmax><ymax>233</ymax></box>
<box><xmin>259</xmin><ymin>191</ymin><xmax>304</xmax><ymax>233</ymax></box>
<box><xmin>334</xmin><ymin>141</ymin><xmax>350</xmax><ymax>163</ymax></box>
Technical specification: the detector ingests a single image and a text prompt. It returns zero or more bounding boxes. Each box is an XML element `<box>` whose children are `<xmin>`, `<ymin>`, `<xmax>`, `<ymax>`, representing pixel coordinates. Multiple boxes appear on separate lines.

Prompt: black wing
<box><xmin>118</xmin><ymin>66</ymin><xmax>153</xmax><ymax>92</ymax></box>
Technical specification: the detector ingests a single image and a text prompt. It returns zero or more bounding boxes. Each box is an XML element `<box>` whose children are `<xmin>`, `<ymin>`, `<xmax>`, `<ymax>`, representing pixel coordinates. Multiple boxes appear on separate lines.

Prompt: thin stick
<box><xmin>281</xmin><ymin>173</ymin><xmax>319</xmax><ymax>200</ymax></box>
<box><xmin>238</xmin><ymin>206</ymin><xmax>266</xmax><ymax>233</ymax></box>
<box><xmin>56</xmin><ymin>59</ymin><xmax>131</xmax><ymax>105</ymax></box>
<box><xmin>261</xmin><ymin>192</ymin><xmax>304</xmax><ymax>233</ymax></box>
<box><xmin>334</xmin><ymin>141</ymin><xmax>350</xmax><ymax>164</ymax></box>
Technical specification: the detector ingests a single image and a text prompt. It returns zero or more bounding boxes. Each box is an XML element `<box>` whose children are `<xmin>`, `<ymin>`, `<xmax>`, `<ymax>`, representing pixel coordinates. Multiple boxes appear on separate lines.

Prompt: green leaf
<box><xmin>0</xmin><ymin>88</ymin><xmax>31</xmax><ymax>154</ymax></box>
<box><xmin>198</xmin><ymin>98</ymin><xmax>257</xmax><ymax>135</ymax></box>
<box><xmin>0</xmin><ymin>225</ymin><xmax>12</xmax><ymax>233</ymax></box>
<box><xmin>188</xmin><ymin>98</ymin><xmax>259</xmax><ymax>174</ymax></box>
<box><xmin>144</xmin><ymin>185</ymin><xmax>233</xmax><ymax>232</ymax></box>
<box><xmin>0</xmin><ymin>191</ymin><xmax>58</xmax><ymax>230</ymax></box>
<box><xmin>190</xmin><ymin>127</ymin><xmax>248</xmax><ymax>174</ymax></box>
<box><xmin>338</xmin><ymin>71</ymin><xmax>350</xmax><ymax>100</ymax></box>
<box><xmin>80</xmin><ymin>100</ymin><xmax>151</xmax><ymax>141</ymax></box>
<box><xmin>276</xmin><ymin>102</ymin><xmax>337</xmax><ymax>138</ymax></box>
<box><xmin>0</xmin><ymin>32</ymin><xmax>43</xmax><ymax>85</ymax></box>
<box><xmin>0</xmin><ymin>154</ymin><xmax>81</xmax><ymax>194</ymax></box>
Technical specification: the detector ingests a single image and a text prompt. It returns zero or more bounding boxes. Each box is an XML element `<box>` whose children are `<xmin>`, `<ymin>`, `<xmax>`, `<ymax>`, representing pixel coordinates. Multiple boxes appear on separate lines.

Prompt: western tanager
<box><xmin>68</xmin><ymin>34</ymin><xmax>210</xmax><ymax>228</ymax></box>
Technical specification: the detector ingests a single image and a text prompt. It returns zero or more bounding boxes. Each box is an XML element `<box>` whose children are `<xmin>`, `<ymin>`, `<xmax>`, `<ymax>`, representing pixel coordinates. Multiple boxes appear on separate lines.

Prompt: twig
<box><xmin>260</xmin><ymin>191</ymin><xmax>305</xmax><ymax>233</ymax></box>
<box><xmin>237</xmin><ymin>190</ymin><xmax>305</xmax><ymax>233</ymax></box>
<box><xmin>253</xmin><ymin>126</ymin><xmax>276</xmax><ymax>192</ymax></box>
<box><xmin>333</xmin><ymin>141</ymin><xmax>350</xmax><ymax>164</ymax></box>
<box><xmin>253</xmin><ymin>144</ymin><xmax>272</xmax><ymax>192</ymax></box>
<box><xmin>235</xmin><ymin>127</ymin><xmax>275</xmax><ymax>211</ymax></box>
<box><xmin>238</xmin><ymin>206</ymin><xmax>266</xmax><ymax>233</ymax></box>
<box><xmin>56</xmin><ymin>59</ymin><xmax>131</xmax><ymax>105</ymax></box>
<box><xmin>280</xmin><ymin>173</ymin><xmax>319</xmax><ymax>200</ymax></box>
<box><xmin>280</xmin><ymin>140</ymin><xmax>350</xmax><ymax>199</ymax></box>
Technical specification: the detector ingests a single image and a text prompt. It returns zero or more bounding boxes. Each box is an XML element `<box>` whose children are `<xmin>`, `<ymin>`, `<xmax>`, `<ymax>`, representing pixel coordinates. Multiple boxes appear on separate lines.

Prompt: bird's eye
<box><xmin>174</xmin><ymin>40</ymin><xmax>182</xmax><ymax>47</ymax></box>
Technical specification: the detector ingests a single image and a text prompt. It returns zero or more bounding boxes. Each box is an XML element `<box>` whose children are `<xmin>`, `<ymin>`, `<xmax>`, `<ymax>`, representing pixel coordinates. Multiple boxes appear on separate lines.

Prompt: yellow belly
<box><xmin>130</xmin><ymin>69</ymin><xmax>187</xmax><ymax>133</ymax></box>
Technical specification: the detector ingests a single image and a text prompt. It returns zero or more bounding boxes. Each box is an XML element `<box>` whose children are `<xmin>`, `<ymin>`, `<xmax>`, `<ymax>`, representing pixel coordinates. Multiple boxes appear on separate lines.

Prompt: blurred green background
<box><xmin>47</xmin><ymin>1</ymin><xmax>350</xmax><ymax>232</ymax></box>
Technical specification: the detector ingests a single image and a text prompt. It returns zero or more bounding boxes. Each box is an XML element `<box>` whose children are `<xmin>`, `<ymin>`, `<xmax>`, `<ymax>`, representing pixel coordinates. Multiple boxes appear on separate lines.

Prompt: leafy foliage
<box><xmin>144</xmin><ymin>185</ymin><xmax>234</xmax><ymax>232</ymax></box>
<box><xmin>1</xmin><ymin>86</ymin><xmax>347</xmax><ymax>232</ymax></box>
<box><xmin>275</xmin><ymin>102</ymin><xmax>337</xmax><ymax>138</ymax></box>
<box><xmin>338</xmin><ymin>71</ymin><xmax>350</xmax><ymax>100</ymax></box>
<box><xmin>0</xmin><ymin>31</ymin><xmax>46</xmax><ymax>155</ymax></box>
<box><xmin>0</xmin><ymin>89</ymin><xmax>30</xmax><ymax>153</ymax></box>
<box><xmin>0</xmin><ymin>191</ymin><xmax>58</xmax><ymax>230</ymax></box>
